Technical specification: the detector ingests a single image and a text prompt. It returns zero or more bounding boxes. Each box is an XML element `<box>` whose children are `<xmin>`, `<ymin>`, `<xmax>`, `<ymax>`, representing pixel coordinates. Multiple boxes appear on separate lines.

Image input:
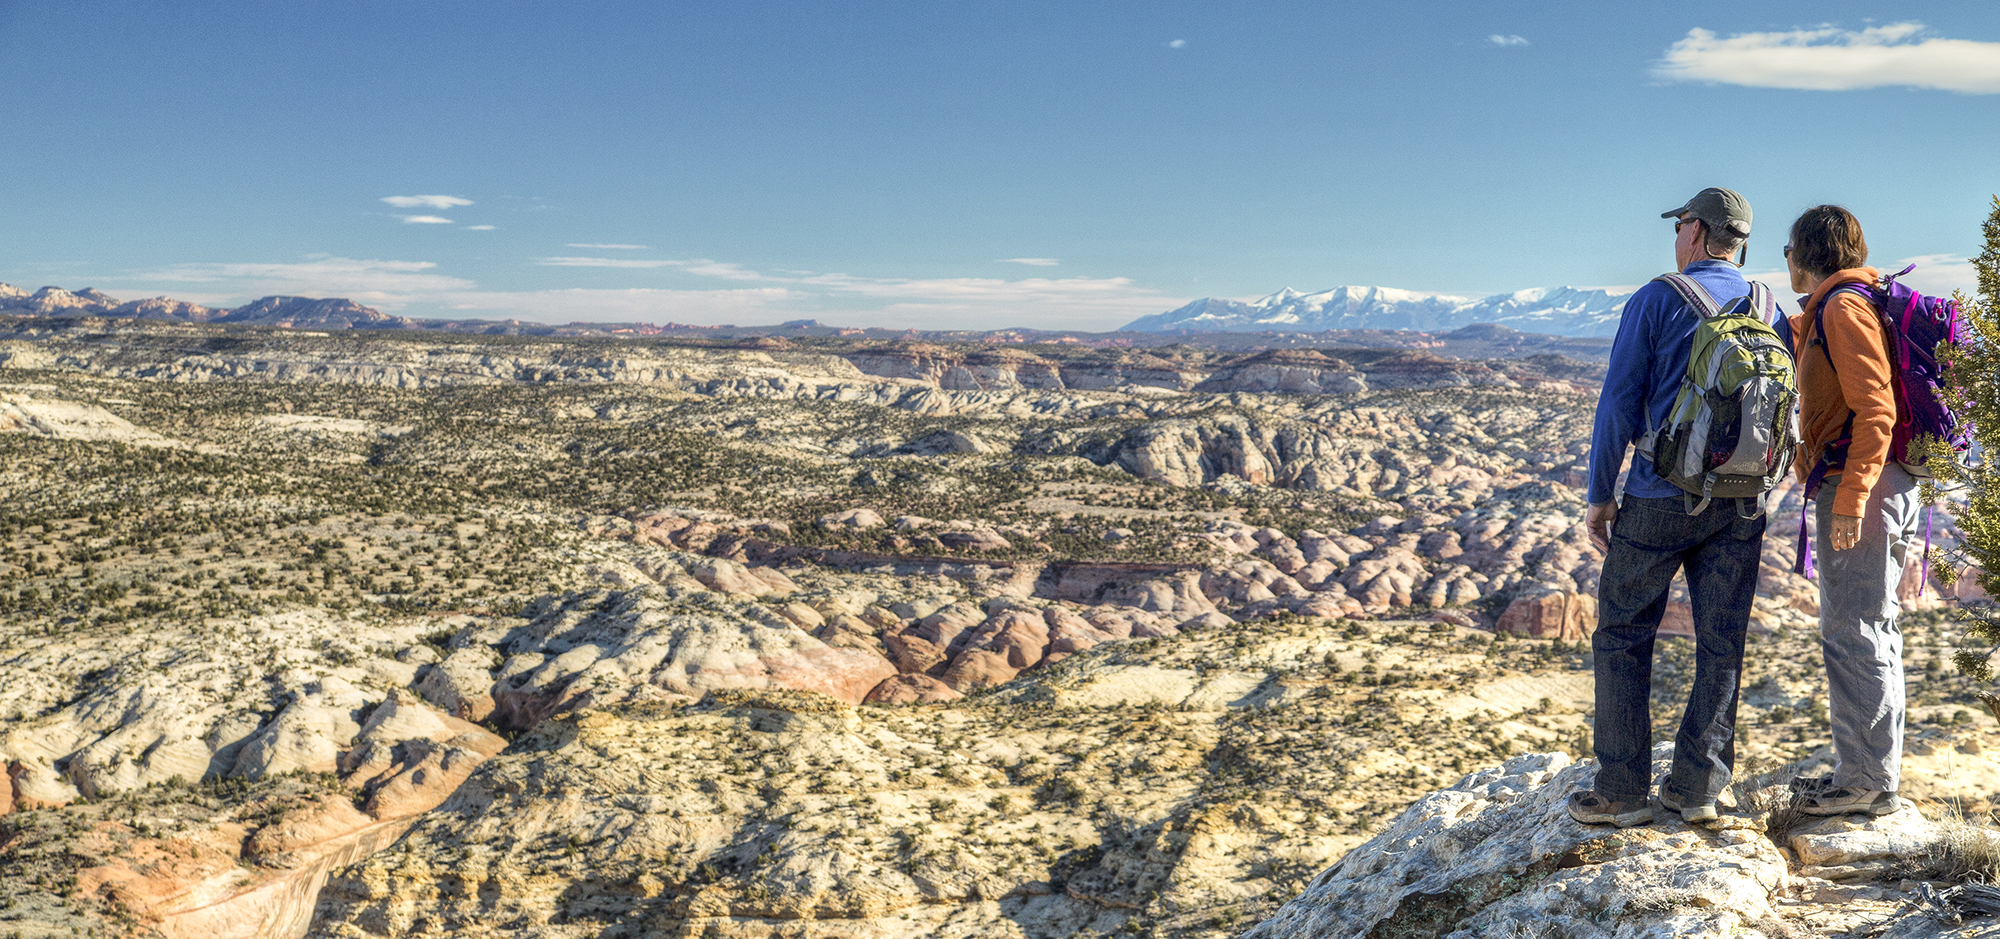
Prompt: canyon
<box><xmin>0</xmin><ymin>310</ymin><xmax>1993</xmax><ymax>938</ymax></box>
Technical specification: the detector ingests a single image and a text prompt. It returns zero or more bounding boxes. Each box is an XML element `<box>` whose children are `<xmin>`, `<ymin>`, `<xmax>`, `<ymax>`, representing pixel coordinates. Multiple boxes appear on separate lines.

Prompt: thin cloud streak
<box><xmin>1888</xmin><ymin>254</ymin><xmax>1977</xmax><ymax>298</ymax></box>
<box><xmin>566</xmin><ymin>243</ymin><xmax>650</xmax><ymax>250</ymax></box>
<box><xmin>398</xmin><ymin>215</ymin><xmax>455</xmax><ymax>224</ymax></box>
<box><xmin>1745</xmin><ymin>254</ymin><xmax>1973</xmax><ymax>316</ymax></box>
<box><xmin>381</xmin><ymin>195</ymin><xmax>474</xmax><ymax>209</ymax></box>
<box><xmin>115</xmin><ymin>257</ymin><xmax>478</xmax><ymax>308</ymax></box>
<box><xmin>105</xmin><ymin>254</ymin><xmax>1188</xmax><ymax>330</ymax></box>
<box><xmin>997</xmin><ymin>257</ymin><xmax>1061</xmax><ymax>266</ymax></box>
<box><xmin>537</xmin><ymin>256</ymin><xmax>682</xmax><ymax>269</ymax></box>
<box><xmin>1657</xmin><ymin>22</ymin><xmax>2000</xmax><ymax>93</ymax></box>
<box><xmin>1489</xmin><ymin>34</ymin><xmax>1529</xmax><ymax>47</ymax></box>
<box><xmin>436</xmin><ymin>287</ymin><xmax>796</xmax><ymax>323</ymax></box>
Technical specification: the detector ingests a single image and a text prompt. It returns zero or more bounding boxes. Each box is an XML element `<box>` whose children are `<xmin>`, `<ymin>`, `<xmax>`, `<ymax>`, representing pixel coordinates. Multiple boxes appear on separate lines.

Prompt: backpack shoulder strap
<box><xmin>1810</xmin><ymin>282</ymin><xmax>1877</xmax><ymax>371</ymax></box>
<box><xmin>1653</xmin><ymin>272</ymin><xmax>1722</xmax><ymax>318</ymax></box>
<box><xmin>1747</xmin><ymin>281</ymin><xmax>1774</xmax><ymax>323</ymax></box>
<box><xmin>1715</xmin><ymin>281</ymin><xmax>1777</xmax><ymax>323</ymax></box>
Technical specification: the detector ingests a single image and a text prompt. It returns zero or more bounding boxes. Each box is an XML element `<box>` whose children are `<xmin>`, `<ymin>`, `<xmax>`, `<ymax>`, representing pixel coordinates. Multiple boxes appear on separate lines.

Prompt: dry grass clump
<box><xmin>1723</xmin><ymin>761</ymin><xmax>1809</xmax><ymax>842</ymax></box>
<box><xmin>1904</xmin><ymin>803</ymin><xmax>2000</xmax><ymax>885</ymax></box>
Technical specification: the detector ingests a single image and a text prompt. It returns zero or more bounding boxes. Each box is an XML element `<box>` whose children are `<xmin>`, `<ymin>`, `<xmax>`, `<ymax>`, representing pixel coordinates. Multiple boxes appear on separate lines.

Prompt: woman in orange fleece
<box><xmin>1785</xmin><ymin>205</ymin><xmax>1920</xmax><ymax>817</ymax></box>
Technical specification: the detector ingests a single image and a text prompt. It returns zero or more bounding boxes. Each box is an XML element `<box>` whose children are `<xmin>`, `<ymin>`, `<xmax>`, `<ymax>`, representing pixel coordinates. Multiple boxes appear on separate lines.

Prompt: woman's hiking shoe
<box><xmin>1568</xmin><ymin>790</ymin><xmax>1654</xmax><ymax>827</ymax></box>
<box><xmin>1797</xmin><ymin>787</ymin><xmax>1899</xmax><ymax>816</ymax></box>
<box><xmin>1788</xmin><ymin>773</ymin><xmax>1835</xmax><ymax>795</ymax></box>
<box><xmin>1657</xmin><ymin>788</ymin><xmax>1720</xmax><ymax>823</ymax></box>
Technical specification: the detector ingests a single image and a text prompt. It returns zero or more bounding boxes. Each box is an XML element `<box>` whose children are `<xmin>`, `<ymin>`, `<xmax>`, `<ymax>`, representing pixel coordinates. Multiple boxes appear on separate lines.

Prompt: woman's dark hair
<box><xmin>1788</xmin><ymin>205</ymin><xmax>1869</xmax><ymax>277</ymax></box>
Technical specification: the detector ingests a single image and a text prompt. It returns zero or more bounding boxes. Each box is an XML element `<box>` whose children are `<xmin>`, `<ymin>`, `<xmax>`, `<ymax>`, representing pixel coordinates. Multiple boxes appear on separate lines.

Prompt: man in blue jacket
<box><xmin>1568</xmin><ymin>187</ymin><xmax>1769</xmax><ymax>827</ymax></box>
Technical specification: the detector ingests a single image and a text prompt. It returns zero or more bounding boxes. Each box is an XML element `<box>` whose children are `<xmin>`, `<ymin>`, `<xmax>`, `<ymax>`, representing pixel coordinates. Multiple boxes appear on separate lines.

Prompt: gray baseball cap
<box><xmin>1661</xmin><ymin>187</ymin><xmax>1752</xmax><ymax>236</ymax></box>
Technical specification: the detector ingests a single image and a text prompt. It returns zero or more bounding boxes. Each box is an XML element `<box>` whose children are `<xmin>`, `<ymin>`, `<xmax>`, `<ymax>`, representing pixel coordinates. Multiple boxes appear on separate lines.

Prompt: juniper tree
<box><xmin>1926</xmin><ymin>197</ymin><xmax>2000</xmax><ymax>685</ymax></box>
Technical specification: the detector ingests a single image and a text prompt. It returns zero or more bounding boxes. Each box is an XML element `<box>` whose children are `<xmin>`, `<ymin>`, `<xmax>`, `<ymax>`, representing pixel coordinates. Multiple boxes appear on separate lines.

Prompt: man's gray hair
<box><xmin>1705</xmin><ymin>228</ymin><xmax>1746</xmax><ymax>260</ymax></box>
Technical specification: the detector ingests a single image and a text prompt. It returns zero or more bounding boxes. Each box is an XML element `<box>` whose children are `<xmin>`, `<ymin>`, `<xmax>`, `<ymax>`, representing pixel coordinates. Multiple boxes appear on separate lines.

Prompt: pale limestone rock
<box><xmin>1243</xmin><ymin>748</ymin><xmax>1792</xmax><ymax>939</ymax></box>
<box><xmin>1789</xmin><ymin>806</ymin><xmax>1942</xmax><ymax>867</ymax></box>
<box><xmin>1085</xmin><ymin>607</ymin><xmax>1177</xmax><ymax>639</ymax></box>
<box><xmin>777</xmin><ymin>601</ymin><xmax>827</xmax><ymax>629</ymax></box>
<box><xmin>908</xmin><ymin>601</ymin><xmax>986</xmax><ymax>652</ymax></box>
<box><xmin>1179</xmin><ymin>611</ymin><xmax>1233</xmax><ymax>631</ymax></box>
<box><xmin>492</xmin><ymin>589</ymin><xmax>897</xmax><ymax>718</ymax></box>
<box><xmin>942</xmin><ymin>649</ymin><xmax>1019</xmax><ymax>691</ymax></box>
<box><xmin>0</xmin><ymin>391</ymin><xmax>176</xmax><ymax>446</ymax></box>
<box><xmin>864</xmin><ymin>673</ymin><xmax>963</xmax><ymax>705</ymax></box>
<box><xmin>817</xmin><ymin>507</ymin><xmax>886</xmax><ymax>530</ymax></box>
<box><xmin>230</xmin><ymin>675</ymin><xmax>371</xmax><ymax>778</ymax></box>
<box><xmin>340</xmin><ymin>693</ymin><xmax>507</xmax><ymax>820</ymax></box>
<box><xmin>686</xmin><ymin>556</ymin><xmax>797</xmax><ymax>596</ymax></box>
<box><xmin>1098</xmin><ymin>573</ymin><xmax>1216</xmax><ymax>616</ymax></box>
<box><xmin>9</xmin><ymin>757</ymin><xmax>79</xmax><ymax>809</ymax></box>
<box><xmin>937</xmin><ymin>528</ymin><xmax>1011</xmax><ymax>551</ymax></box>
<box><xmin>414</xmin><ymin>646</ymin><xmax>499</xmax><ymax>722</ymax></box>
<box><xmin>1336</xmin><ymin>545</ymin><xmax>1428</xmax><ymax>612</ymax></box>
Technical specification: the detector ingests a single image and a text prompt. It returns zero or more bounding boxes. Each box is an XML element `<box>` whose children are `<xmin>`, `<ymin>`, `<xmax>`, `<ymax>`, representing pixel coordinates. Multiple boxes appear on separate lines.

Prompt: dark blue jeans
<box><xmin>1591</xmin><ymin>494</ymin><xmax>1766</xmax><ymax>803</ymax></box>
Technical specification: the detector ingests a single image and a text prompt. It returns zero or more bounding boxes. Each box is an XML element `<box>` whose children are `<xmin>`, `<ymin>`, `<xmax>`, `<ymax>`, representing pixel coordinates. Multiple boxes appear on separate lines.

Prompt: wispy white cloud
<box><xmin>1889</xmin><ymin>254</ymin><xmax>1978</xmax><ymax>298</ymax></box>
<box><xmin>398</xmin><ymin>215</ymin><xmax>455</xmax><ymax>225</ymax></box>
<box><xmin>1167</xmin><ymin>39</ymin><xmax>1186</xmax><ymax>49</ymax></box>
<box><xmin>566</xmin><ymin>243</ymin><xmax>650</xmax><ymax>250</ymax></box>
<box><xmin>465</xmin><ymin>225</ymin><xmax>497</xmax><ymax>231</ymax></box>
<box><xmin>435</xmin><ymin>287</ymin><xmax>796</xmax><ymax>322</ymax></box>
<box><xmin>536</xmin><ymin>256</ymin><xmax>767</xmax><ymax>280</ymax></box>
<box><xmin>1657</xmin><ymin>22</ymin><xmax>2000</xmax><ymax>93</ymax></box>
<box><xmin>522</xmin><ymin>255</ymin><xmax>1180</xmax><ymax>328</ymax></box>
<box><xmin>997</xmin><ymin>257</ymin><xmax>1060</xmax><ymax>267</ymax></box>
<box><xmin>537</xmin><ymin>256</ymin><xmax>681</xmax><ymax>269</ymax></box>
<box><xmin>1744</xmin><ymin>253</ymin><xmax>1974</xmax><ymax>315</ymax></box>
<box><xmin>676</xmin><ymin>260</ymin><xmax>767</xmax><ymax>281</ymax></box>
<box><xmin>1489</xmin><ymin>34</ymin><xmax>1529</xmax><ymax>47</ymax></box>
<box><xmin>381</xmin><ymin>195</ymin><xmax>474</xmax><ymax>210</ymax></box>
<box><xmin>114</xmin><ymin>257</ymin><xmax>477</xmax><ymax>308</ymax></box>
<box><xmin>103</xmin><ymin>253</ymin><xmax>1185</xmax><ymax>330</ymax></box>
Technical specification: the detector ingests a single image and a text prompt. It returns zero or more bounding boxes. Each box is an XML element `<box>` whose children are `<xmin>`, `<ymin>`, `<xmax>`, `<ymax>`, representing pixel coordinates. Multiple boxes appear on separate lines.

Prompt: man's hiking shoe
<box><xmin>1658</xmin><ymin>788</ymin><xmax>1720</xmax><ymax>823</ymax></box>
<box><xmin>1567</xmin><ymin>790</ymin><xmax>1654</xmax><ymax>827</ymax></box>
<box><xmin>1788</xmin><ymin>773</ymin><xmax>1835</xmax><ymax>795</ymax></box>
<box><xmin>1797</xmin><ymin>787</ymin><xmax>1899</xmax><ymax>816</ymax></box>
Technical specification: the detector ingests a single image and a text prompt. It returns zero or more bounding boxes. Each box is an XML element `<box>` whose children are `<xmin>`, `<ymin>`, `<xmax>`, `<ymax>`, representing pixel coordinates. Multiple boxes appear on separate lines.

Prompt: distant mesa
<box><xmin>0</xmin><ymin>279</ymin><xmax>1621</xmax><ymax>354</ymax></box>
<box><xmin>222</xmin><ymin>296</ymin><xmax>411</xmax><ymax>329</ymax></box>
<box><xmin>0</xmin><ymin>284</ymin><xmax>419</xmax><ymax>331</ymax></box>
<box><xmin>1121</xmin><ymin>284</ymin><xmax>1635</xmax><ymax>338</ymax></box>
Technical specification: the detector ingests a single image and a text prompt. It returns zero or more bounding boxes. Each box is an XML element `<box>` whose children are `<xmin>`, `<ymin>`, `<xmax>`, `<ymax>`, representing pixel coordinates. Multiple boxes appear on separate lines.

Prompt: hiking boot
<box><xmin>1796</xmin><ymin>787</ymin><xmax>1899</xmax><ymax>816</ymax></box>
<box><xmin>1567</xmin><ymin>790</ymin><xmax>1654</xmax><ymax>827</ymax></box>
<box><xmin>1658</xmin><ymin>787</ymin><xmax>1720</xmax><ymax>823</ymax></box>
<box><xmin>1788</xmin><ymin>773</ymin><xmax>1835</xmax><ymax>795</ymax></box>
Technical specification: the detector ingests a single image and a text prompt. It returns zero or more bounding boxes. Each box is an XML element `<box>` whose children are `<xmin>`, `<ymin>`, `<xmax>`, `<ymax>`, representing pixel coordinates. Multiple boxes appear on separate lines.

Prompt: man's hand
<box><xmin>1587</xmin><ymin>502</ymin><xmax>1617</xmax><ymax>554</ymax></box>
<box><xmin>1830</xmin><ymin>513</ymin><xmax>1862</xmax><ymax>551</ymax></box>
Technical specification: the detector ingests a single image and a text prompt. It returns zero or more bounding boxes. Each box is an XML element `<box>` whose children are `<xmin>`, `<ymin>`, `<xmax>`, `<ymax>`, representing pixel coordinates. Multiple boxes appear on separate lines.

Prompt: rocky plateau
<box><xmin>0</xmin><ymin>311</ymin><xmax>1995</xmax><ymax>939</ymax></box>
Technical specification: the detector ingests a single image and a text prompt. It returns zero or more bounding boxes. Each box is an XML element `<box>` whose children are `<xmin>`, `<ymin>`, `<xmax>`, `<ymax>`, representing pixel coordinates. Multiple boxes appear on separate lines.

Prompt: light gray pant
<box><xmin>1816</xmin><ymin>463</ymin><xmax>1923</xmax><ymax>793</ymax></box>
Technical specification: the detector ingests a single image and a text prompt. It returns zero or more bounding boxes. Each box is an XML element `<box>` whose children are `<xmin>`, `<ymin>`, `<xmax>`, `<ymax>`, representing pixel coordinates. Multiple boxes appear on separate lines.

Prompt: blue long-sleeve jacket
<box><xmin>1586</xmin><ymin>259</ymin><xmax>1760</xmax><ymax>505</ymax></box>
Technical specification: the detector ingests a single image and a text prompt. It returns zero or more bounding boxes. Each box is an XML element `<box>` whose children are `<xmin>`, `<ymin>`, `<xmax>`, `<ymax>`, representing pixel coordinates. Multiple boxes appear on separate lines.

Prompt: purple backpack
<box><xmin>1796</xmin><ymin>263</ymin><xmax>1970</xmax><ymax>577</ymax></box>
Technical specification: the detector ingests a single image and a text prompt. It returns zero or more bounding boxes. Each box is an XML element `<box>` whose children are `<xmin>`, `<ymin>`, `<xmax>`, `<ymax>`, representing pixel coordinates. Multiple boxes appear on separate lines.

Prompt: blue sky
<box><xmin>2</xmin><ymin>1</ymin><xmax>1996</xmax><ymax>330</ymax></box>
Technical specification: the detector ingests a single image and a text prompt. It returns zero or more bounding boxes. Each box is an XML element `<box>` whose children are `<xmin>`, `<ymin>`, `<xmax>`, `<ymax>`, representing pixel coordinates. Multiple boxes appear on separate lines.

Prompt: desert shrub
<box><xmin>1936</xmin><ymin>198</ymin><xmax>2000</xmax><ymax>687</ymax></box>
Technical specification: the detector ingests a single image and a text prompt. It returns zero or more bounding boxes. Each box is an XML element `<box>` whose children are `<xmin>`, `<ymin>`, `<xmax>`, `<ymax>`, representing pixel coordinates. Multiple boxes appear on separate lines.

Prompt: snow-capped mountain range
<box><xmin>1122</xmin><ymin>284</ymin><xmax>1639</xmax><ymax>337</ymax></box>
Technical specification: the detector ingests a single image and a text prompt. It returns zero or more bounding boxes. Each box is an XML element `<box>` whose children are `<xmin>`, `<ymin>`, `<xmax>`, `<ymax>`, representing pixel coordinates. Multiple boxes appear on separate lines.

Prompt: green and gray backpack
<box><xmin>1635</xmin><ymin>273</ymin><xmax>1798</xmax><ymax>515</ymax></box>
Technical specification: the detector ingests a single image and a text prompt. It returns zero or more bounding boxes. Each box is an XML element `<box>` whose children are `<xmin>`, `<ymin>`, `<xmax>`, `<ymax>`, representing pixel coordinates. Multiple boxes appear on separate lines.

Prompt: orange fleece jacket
<box><xmin>1787</xmin><ymin>267</ymin><xmax>1895</xmax><ymax>517</ymax></box>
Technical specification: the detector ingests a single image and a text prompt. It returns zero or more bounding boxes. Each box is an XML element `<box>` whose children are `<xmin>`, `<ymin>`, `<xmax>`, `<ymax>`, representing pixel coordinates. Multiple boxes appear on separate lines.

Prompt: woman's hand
<box><xmin>1830</xmin><ymin>513</ymin><xmax>1862</xmax><ymax>551</ymax></box>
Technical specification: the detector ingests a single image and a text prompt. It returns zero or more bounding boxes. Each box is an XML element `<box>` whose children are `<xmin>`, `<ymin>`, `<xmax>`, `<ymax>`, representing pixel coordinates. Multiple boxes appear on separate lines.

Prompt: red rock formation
<box><xmin>1495</xmin><ymin>591</ymin><xmax>1598</xmax><ymax>641</ymax></box>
